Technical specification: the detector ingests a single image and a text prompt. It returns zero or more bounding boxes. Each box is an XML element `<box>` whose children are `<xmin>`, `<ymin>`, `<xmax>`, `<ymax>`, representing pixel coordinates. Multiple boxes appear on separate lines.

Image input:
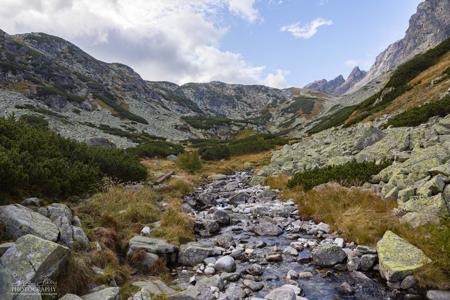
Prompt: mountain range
<box><xmin>0</xmin><ymin>0</ymin><xmax>449</xmax><ymax>147</ymax></box>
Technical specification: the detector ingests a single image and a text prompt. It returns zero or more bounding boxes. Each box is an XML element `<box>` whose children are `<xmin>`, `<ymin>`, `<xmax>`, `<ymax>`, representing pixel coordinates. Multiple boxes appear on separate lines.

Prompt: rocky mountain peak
<box><xmin>304</xmin><ymin>69</ymin><xmax>367</xmax><ymax>96</ymax></box>
<box><xmin>349</xmin><ymin>0</ymin><xmax>450</xmax><ymax>92</ymax></box>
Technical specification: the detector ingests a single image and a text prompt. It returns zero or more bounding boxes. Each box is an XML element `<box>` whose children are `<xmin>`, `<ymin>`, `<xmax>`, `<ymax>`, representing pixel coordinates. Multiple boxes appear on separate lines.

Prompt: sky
<box><xmin>0</xmin><ymin>0</ymin><xmax>422</xmax><ymax>88</ymax></box>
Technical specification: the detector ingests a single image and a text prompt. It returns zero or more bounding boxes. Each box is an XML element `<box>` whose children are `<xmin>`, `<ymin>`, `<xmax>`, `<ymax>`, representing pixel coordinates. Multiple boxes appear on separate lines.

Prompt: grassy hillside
<box><xmin>308</xmin><ymin>38</ymin><xmax>450</xmax><ymax>133</ymax></box>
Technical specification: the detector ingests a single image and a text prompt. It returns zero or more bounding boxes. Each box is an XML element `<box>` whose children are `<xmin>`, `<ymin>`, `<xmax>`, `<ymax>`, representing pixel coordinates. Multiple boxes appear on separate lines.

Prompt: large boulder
<box><xmin>0</xmin><ymin>204</ymin><xmax>59</xmax><ymax>241</ymax></box>
<box><xmin>81</xmin><ymin>287</ymin><xmax>120</xmax><ymax>300</ymax></box>
<box><xmin>128</xmin><ymin>236</ymin><xmax>178</xmax><ymax>265</ymax></box>
<box><xmin>400</xmin><ymin>194</ymin><xmax>448</xmax><ymax>227</ymax></box>
<box><xmin>132</xmin><ymin>280</ymin><xmax>176</xmax><ymax>296</ymax></box>
<box><xmin>312</xmin><ymin>243</ymin><xmax>347</xmax><ymax>267</ymax></box>
<box><xmin>178</xmin><ymin>242</ymin><xmax>219</xmax><ymax>266</ymax></box>
<box><xmin>377</xmin><ymin>231</ymin><xmax>431</xmax><ymax>282</ymax></box>
<box><xmin>214</xmin><ymin>256</ymin><xmax>236</xmax><ymax>272</ymax></box>
<box><xmin>1</xmin><ymin>234</ymin><xmax>70</xmax><ymax>295</ymax></box>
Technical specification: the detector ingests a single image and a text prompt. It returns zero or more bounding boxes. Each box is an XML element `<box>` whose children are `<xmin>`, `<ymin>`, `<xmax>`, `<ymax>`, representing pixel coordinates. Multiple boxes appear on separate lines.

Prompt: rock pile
<box><xmin>169</xmin><ymin>172</ymin><xmax>396</xmax><ymax>299</ymax></box>
<box><xmin>259</xmin><ymin>115</ymin><xmax>450</xmax><ymax>228</ymax></box>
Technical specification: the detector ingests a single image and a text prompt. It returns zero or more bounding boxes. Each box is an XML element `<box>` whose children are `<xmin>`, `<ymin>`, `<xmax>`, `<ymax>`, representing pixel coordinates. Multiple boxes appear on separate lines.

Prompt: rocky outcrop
<box><xmin>0</xmin><ymin>204</ymin><xmax>59</xmax><ymax>241</ymax></box>
<box><xmin>304</xmin><ymin>67</ymin><xmax>367</xmax><ymax>96</ymax></box>
<box><xmin>377</xmin><ymin>231</ymin><xmax>431</xmax><ymax>284</ymax></box>
<box><xmin>1</xmin><ymin>234</ymin><xmax>70</xmax><ymax>295</ymax></box>
<box><xmin>304</xmin><ymin>75</ymin><xmax>345</xmax><ymax>95</ymax></box>
<box><xmin>260</xmin><ymin>114</ymin><xmax>450</xmax><ymax>227</ymax></box>
<box><xmin>350</xmin><ymin>0</ymin><xmax>450</xmax><ymax>92</ymax></box>
<box><xmin>128</xmin><ymin>236</ymin><xmax>178</xmax><ymax>265</ymax></box>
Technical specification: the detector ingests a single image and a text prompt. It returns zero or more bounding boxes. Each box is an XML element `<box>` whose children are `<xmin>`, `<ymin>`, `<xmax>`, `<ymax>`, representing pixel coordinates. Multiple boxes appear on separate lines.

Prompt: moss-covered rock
<box><xmin>0</xmin><ymin>234</ymin><xmax>70</xmax><ymax>297</ymax></box>
<box><xmin>377</xmin><ymin>231</ymin><xmax>431</xmax><ymax>282</ymax></box>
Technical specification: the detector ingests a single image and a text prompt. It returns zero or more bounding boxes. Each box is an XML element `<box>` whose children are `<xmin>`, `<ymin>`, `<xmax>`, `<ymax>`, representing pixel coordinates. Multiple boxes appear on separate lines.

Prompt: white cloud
<box><xmin>261</xmin><ymin>69</ymin><xmax>289</xmax><ymax>88</ymax></box>
<box><xmin>345</xmin><ymin>59</ymin><xmax>359</xmax><ymax>67</ymax></box>
<box><xmin>227</xmin><ymin>0</ymin><xmax>260</xmax><ymax>23</ymax></box>
<box><xmin>0</xmin><ymin>0</ymin><xmax>286</xmax><ymax>87</ymax></box>
<box><xmin>281</xmin><ymin>18</ymin><xmax>333</xmax><ymax>39</ymax></box>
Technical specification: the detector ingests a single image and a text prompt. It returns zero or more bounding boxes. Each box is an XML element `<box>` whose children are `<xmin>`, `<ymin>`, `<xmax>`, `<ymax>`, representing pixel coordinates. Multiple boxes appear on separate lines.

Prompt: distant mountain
<box><xmin>349</xmin><ymin>0</ymin><xmax>450</xmax><ymax>92</ymax></box>
<box><xmin>0</xmin><ymin>30</ymin><xmax>332</xmax><ymax>146</ymax></box>
<box><xmin>304</xmin><ymin>67</ymin><xmax>367</xmax><ymax>96</ymax></box>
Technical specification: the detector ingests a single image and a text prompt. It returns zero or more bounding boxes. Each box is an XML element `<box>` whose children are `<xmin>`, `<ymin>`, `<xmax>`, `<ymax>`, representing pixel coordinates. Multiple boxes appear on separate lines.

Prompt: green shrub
<box><xmin>385</xmin><ymin>95</ymin><xmax>450</xmax><ymax>128</ymax></box>
<box><xmin>199</xmin><ymin>145</ymin><xmax>231</xmax><ymax>160</ymax></box>
<box><xmin>0</xmin><ymin>117</ymin><xmax>147</xmax><ymax>200</ymax></box>
<box><xmin>131</xmin><ymin>141</ymin><xmax>184</xmax><ymax>158</ymax></box>
<box><xmin>288</xmin><ymin>160</ymin><xmax>391</xmax><ymax>190</ymax></box>
<box><xmin>19</xmin><ymin>114</ymin><xmax>49</xmax><ymax>129</ymax></box>
<box><xmin>176</xmin><ymin>152</ymin><xmax>202</xmax><ymax>173</ymax></box>
<box><xmin>182</xmin><ymin>116</ymin><xmax>231</xmax><ymax>129</ymax></box>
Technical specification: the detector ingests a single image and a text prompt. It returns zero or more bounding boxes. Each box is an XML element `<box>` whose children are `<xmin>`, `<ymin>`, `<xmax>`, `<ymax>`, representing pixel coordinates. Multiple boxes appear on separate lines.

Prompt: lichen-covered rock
<box><xmin>377</xmin><ymin>231</ymin><xmax>431</xmax><ymax>282</ymax></box>
<box><xmin>265</xmin><ymin>285</ymin><xmax>297</xmax><ymax>300</ymax></box>
<box><xmin>132</xmin><ymin>280</ymin><xmax>176</xmax><ymax>296</ymax></box>
<box><xmin>0</xmin><ymin>204</ymin><xmax>59</xmax><ymax>242</ymax></box>
<box><xmin>81</xmin><ymin>287</ymin><xmax>120</xmax><ymax>300</ymax></box>
<box><xmin>1</xmin><ymin>234</ymin><xmax>70</xmax><ymax>294</ymax></box>
<box><xmin>400</xmin><ymin>194</ymin><xmax>448</xmax><ymax>227</ymax></box>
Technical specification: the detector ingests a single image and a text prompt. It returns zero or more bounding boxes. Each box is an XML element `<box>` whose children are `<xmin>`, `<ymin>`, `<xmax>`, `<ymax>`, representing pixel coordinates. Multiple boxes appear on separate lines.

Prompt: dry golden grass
<box><xmin>151</xmin><ymin>200</ymin><xmax>195</xmax><ymax>245</ymax></box>
<box><xmin>273</xmin><ymin>182</ymin><xmax>450</xmax><ymax>289</ymax></box>
<box><xmin>75</xmin><ymin>184</ymin><xmax>160</xmax><ymax>240</ymax></box>
<box><xmin>264</xmin><ymin>174</ymin><xmax>290</xmax><ymax>190</ymax></box>
<box><xmin>56</xmin><ymin>254</ymin><xmax>96</xmax><ymax>297</ymax></box>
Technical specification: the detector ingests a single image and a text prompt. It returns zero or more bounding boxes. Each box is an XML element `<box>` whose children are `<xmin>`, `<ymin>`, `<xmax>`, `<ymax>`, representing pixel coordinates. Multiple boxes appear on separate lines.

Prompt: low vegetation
<box><xmin>182</xmin><ymin>115</ymin><xmax>231</xmax><ymax>129</ymax></box>
<box><xmin>130</xmin><ymin>140</ymin><xmax>184</xmax><ymax>159</ymax></box>
<box><xmin>287</xmin><ymin>160</ymin><xmax>390</xmax><ymax>190</ymax></box>
<box><xmin>176</xmin><ymin>151</ymin><xmax>203</xmax><ymax>173</ymax></box>
<box><xmin>385</xmin><ymin>94</ymin><xmax>450</xmax><ymax>127</ymax></box>
<box><xmin>194</xmin><ymin>133</ymin><xmax>287</xmax><ymax>160</ymax></box>
<box><xmin>0</xmin><ymin>116</ymin><xmax>147</xmax><ymax>201</ymax></box>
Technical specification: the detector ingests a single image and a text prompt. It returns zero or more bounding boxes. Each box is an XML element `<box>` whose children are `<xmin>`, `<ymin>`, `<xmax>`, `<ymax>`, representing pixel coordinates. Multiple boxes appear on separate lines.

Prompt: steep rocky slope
<box><xmin>349</xmin><ymin>0</ymin><xmax>450</xmax><ymax>93</ymax></box>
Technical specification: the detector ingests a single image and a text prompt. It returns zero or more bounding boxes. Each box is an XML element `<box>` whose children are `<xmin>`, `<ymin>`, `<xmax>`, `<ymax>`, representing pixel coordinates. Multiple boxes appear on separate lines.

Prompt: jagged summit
<box><xmin>304</xmin><ymin>68</ymin><xmax>367</xmax><ymax>96</ymax></box>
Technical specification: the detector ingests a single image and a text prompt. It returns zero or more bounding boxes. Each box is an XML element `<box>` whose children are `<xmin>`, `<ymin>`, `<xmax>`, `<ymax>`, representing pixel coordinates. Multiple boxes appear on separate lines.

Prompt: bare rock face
<box><xmin>304</xmin><ymin>67</ymin><xmax>367</xmax><ymax>96</ymax></box>
<box><xmin>351</xmin><ymin>0</ymin><xmax>450</xmax><ymax>92</ymax></box>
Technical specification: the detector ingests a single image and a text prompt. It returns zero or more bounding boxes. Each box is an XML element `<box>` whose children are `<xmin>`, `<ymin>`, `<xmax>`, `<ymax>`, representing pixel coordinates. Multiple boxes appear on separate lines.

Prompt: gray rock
<box><xmin>246</xmin><ymin>264</ymin><xmax>264</xmax><ymax>276</ymax></box>
<box><xmin>215</xmin><ymin>256</ymin><xmax>236</xmax><ymax>272</ymax></box>
<box><xmin>400</xmin><ymin>275</ymin><xmax>417</xmax><ymax>290</ymax></box>
<box><xmin>0</xmin><ymin>242</ymin><xmax>14</xmax><ymax>256</ymax></box>
<box><xmin>174</xmin><ymin>275</ymin><xmax>224</xmax><ymax>299</ymax></box>
<box><xmin>213</xmin><ymin>210</ymin><xmax>231</xmax><ymax>226</ymax></box>
<box><xmin>0</xmin><ymin>204</ymin><xmax>59</xmax><ymax>241</ymax></box>
<box><xmin>1</xmin><ymin>234</ymin><xmax>70</xmax><ymax>293</ymax></box>
<box><xmin>133</xmin><ymin>280</ymin><xmax>176</xmax><ymax>296</ymax></box>
<box><xmin>178</xmin><ymin>242</ymin><xmax>217</xmax><ymax>266</ymax></box>
<box><xmin>253</xmin><ymin>218</ymin><xmax>282</xmax><ymax>236</ymax></box>
<box><xmin>336</xmin><ymin>282</ymin><xmax>354</xmax><ymax>295</ymax></box>
<box><xmin>60</xmin><ymin>294</ymin><xmax>83</xmax><ymax>300</ymax></box>
<box><xmin>264</xmin><ymin>285</ymin><xmax>296</xmax><ymax>300</ymax></box>
<box><xmin>214</xmin><ymin>234</ymin><xmax>235</xmax><ymax>249</ymax></box>
<box><xmin>298</xmin><ymin>271</ymin><xmax>313</xmax><ymax>279</ymax></box>
<box><xmin>21</xmin><ymin>197</ymin><xmax>42</xmax><ymax>207</ymax></box>
<box><xmin>312</xmin><ymin>244</ymin><xmax>347</xmax><ymax>267</ymax></box>
<box><xmin>72</xmin><ymin>226</ymin><xmax>90</xmax><ymax>250</ymax></box>
<box><xmin>129</xmin><ymin>236</ymin><xmax>177</xmax><ymax>264</ymax></box>
<box><xmin>243</xmin><ymin>279</ymin><xmax>264</xmax><ymax>292</ymax></box>
<box><xmin>426</xmin><ymin>290</ymin><xmax>450</xmax><ymax>300</ymax></box>
<box><xmin>360</xmin><ymin>254</ymin><xmax>377</xmax><ymax>271</ymax></box>
<box><xmin>82</xmin><ymin>287</ymin><xmax>120</xmax><ymax>300</ymax></box>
